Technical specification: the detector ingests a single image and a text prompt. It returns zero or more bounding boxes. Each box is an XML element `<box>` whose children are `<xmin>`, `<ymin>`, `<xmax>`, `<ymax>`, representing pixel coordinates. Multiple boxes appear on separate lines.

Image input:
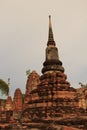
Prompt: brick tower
<box><xmin>24</xmin><ymin>16</ymin><xmax>78</xmax><ymax>120</ymax></box>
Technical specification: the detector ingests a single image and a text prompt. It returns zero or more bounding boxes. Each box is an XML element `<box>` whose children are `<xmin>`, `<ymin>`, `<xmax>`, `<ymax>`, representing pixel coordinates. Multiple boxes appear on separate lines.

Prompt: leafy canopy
<box><xmin>79</xmin><ymin>82</ymin><xmax>87</xmax><ymax>88</ymax></box>
<box><xmin>0</xmin><ymin>79</ymin><xmax>9</xmax><ymax>96</ymax></box>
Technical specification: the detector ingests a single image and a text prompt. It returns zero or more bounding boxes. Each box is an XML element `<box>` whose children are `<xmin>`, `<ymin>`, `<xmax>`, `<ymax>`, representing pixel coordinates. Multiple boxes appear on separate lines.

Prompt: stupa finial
<box><xmin>47</xmin><ymin>15</ymin><xmax>55</xmax><ymax>46</ymax></box>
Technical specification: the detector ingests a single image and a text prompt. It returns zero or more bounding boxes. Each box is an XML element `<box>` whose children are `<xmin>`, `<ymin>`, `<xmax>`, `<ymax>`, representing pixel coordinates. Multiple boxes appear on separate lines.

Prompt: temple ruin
<box><xmin>22</xmin><ymin>16</ymin><xmax>79</xmax><ymax>121</ymax></box>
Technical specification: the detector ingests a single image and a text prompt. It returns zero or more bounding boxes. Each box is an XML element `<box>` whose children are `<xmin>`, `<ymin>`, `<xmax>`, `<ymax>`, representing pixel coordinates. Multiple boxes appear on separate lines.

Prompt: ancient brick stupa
<box><xmin>23</xmin><ymin>71</ymin><xmax>40</xmax><ymax>110</ymax></box>
<box><xmin>13</xmin><ymin>88</ymin><xmax>23</xmax><ymax>111</ymax></box>
<box><xmin>13</xmin><ymin>88</ymin><xmax>23</xmax><ymax>119</ymax></box>
<box><xmin>25</xmin><ymin>16</ymin><xmax>78</xmax><ymax>120</ymax></box>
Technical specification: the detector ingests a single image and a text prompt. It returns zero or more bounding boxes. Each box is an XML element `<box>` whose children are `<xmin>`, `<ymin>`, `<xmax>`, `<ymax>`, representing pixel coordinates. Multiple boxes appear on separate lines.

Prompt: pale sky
<box><xmin>0</xmin><ymin>0</ymin><xmax>87</xmax><ymax>97</ymax></box>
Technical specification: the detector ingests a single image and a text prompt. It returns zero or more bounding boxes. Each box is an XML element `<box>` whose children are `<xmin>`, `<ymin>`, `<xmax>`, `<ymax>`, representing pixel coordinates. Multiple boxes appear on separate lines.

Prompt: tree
<box><xmin>79</xmin><ymin>82</ymin><xmax>87</xmax><ymax>88</ymax></box>
<box><xmin>26</xmin><ymin>69</ymin><xmax>31</xmax><ymax>77</ymax></box>
<box><xmin>0</xmin><ymin>79</ymin><xmax>9</xmax><ymax>96</ymax></box>
<box><xmin>22</xmin><ymin>93</ymin><xmax>25</xmax><ymax>102</ymax></box>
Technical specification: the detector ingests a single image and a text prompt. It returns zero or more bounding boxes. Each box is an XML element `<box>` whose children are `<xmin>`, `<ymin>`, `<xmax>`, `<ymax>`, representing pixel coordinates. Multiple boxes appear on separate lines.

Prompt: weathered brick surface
<box><xmin>13</xmin><ymin>88</ymin><xmax>22</xmax><ymax>111</ymax></box>
<box><xmin>5</xmin><ymin>96</ymin><xmax>13</xmax><ymax>111</ymax></box>
<box><xmin>23</xmin><ymin>71</ymin><xmax>40</xmax><ymax>109</ymax></box>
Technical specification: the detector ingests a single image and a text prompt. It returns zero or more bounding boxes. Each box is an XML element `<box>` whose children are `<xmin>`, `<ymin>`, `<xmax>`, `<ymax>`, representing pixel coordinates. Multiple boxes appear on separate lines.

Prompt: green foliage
<box><xmin>26</xmin><ymin>69</ymin><xmax>31</xmax><ymax>77</ymax></box>
<box><xmin>22</xmin><ymin>93</ymin><xmax>25</xmax><ymax>102</ymax></box>
<box><xmin>0</xmin><ymin>79</ymin><xmax>9</xmax><ymax>96</ymax></box>
<box><xmin>79</xmin><ymin>82</ymin><xmax>87</xmax><ymax>88</ymax></box>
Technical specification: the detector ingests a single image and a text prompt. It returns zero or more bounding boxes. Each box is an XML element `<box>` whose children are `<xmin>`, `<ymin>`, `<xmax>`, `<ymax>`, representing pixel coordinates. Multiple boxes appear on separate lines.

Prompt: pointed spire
<box><xmin>47</xmin><ymin>15</ymin><xmax>55</xmax><ymax>46</ymax></box>
<box><xmin>49</xmin><ymin>15</ymin><xmax>54</xmax><ymax>41</ymax></box>
<box><xmin>8</xmin><ymin>78</ymin><xmax>10</xmax><ymax>96</ymax></box>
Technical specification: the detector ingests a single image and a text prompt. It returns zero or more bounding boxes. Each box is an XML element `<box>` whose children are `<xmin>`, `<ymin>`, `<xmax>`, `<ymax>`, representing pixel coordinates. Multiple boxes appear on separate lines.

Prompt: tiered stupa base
<box><xmin>23</xmin><ymin>71</ymin><xmax>79</xmax><ymax>121</ymax></box>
